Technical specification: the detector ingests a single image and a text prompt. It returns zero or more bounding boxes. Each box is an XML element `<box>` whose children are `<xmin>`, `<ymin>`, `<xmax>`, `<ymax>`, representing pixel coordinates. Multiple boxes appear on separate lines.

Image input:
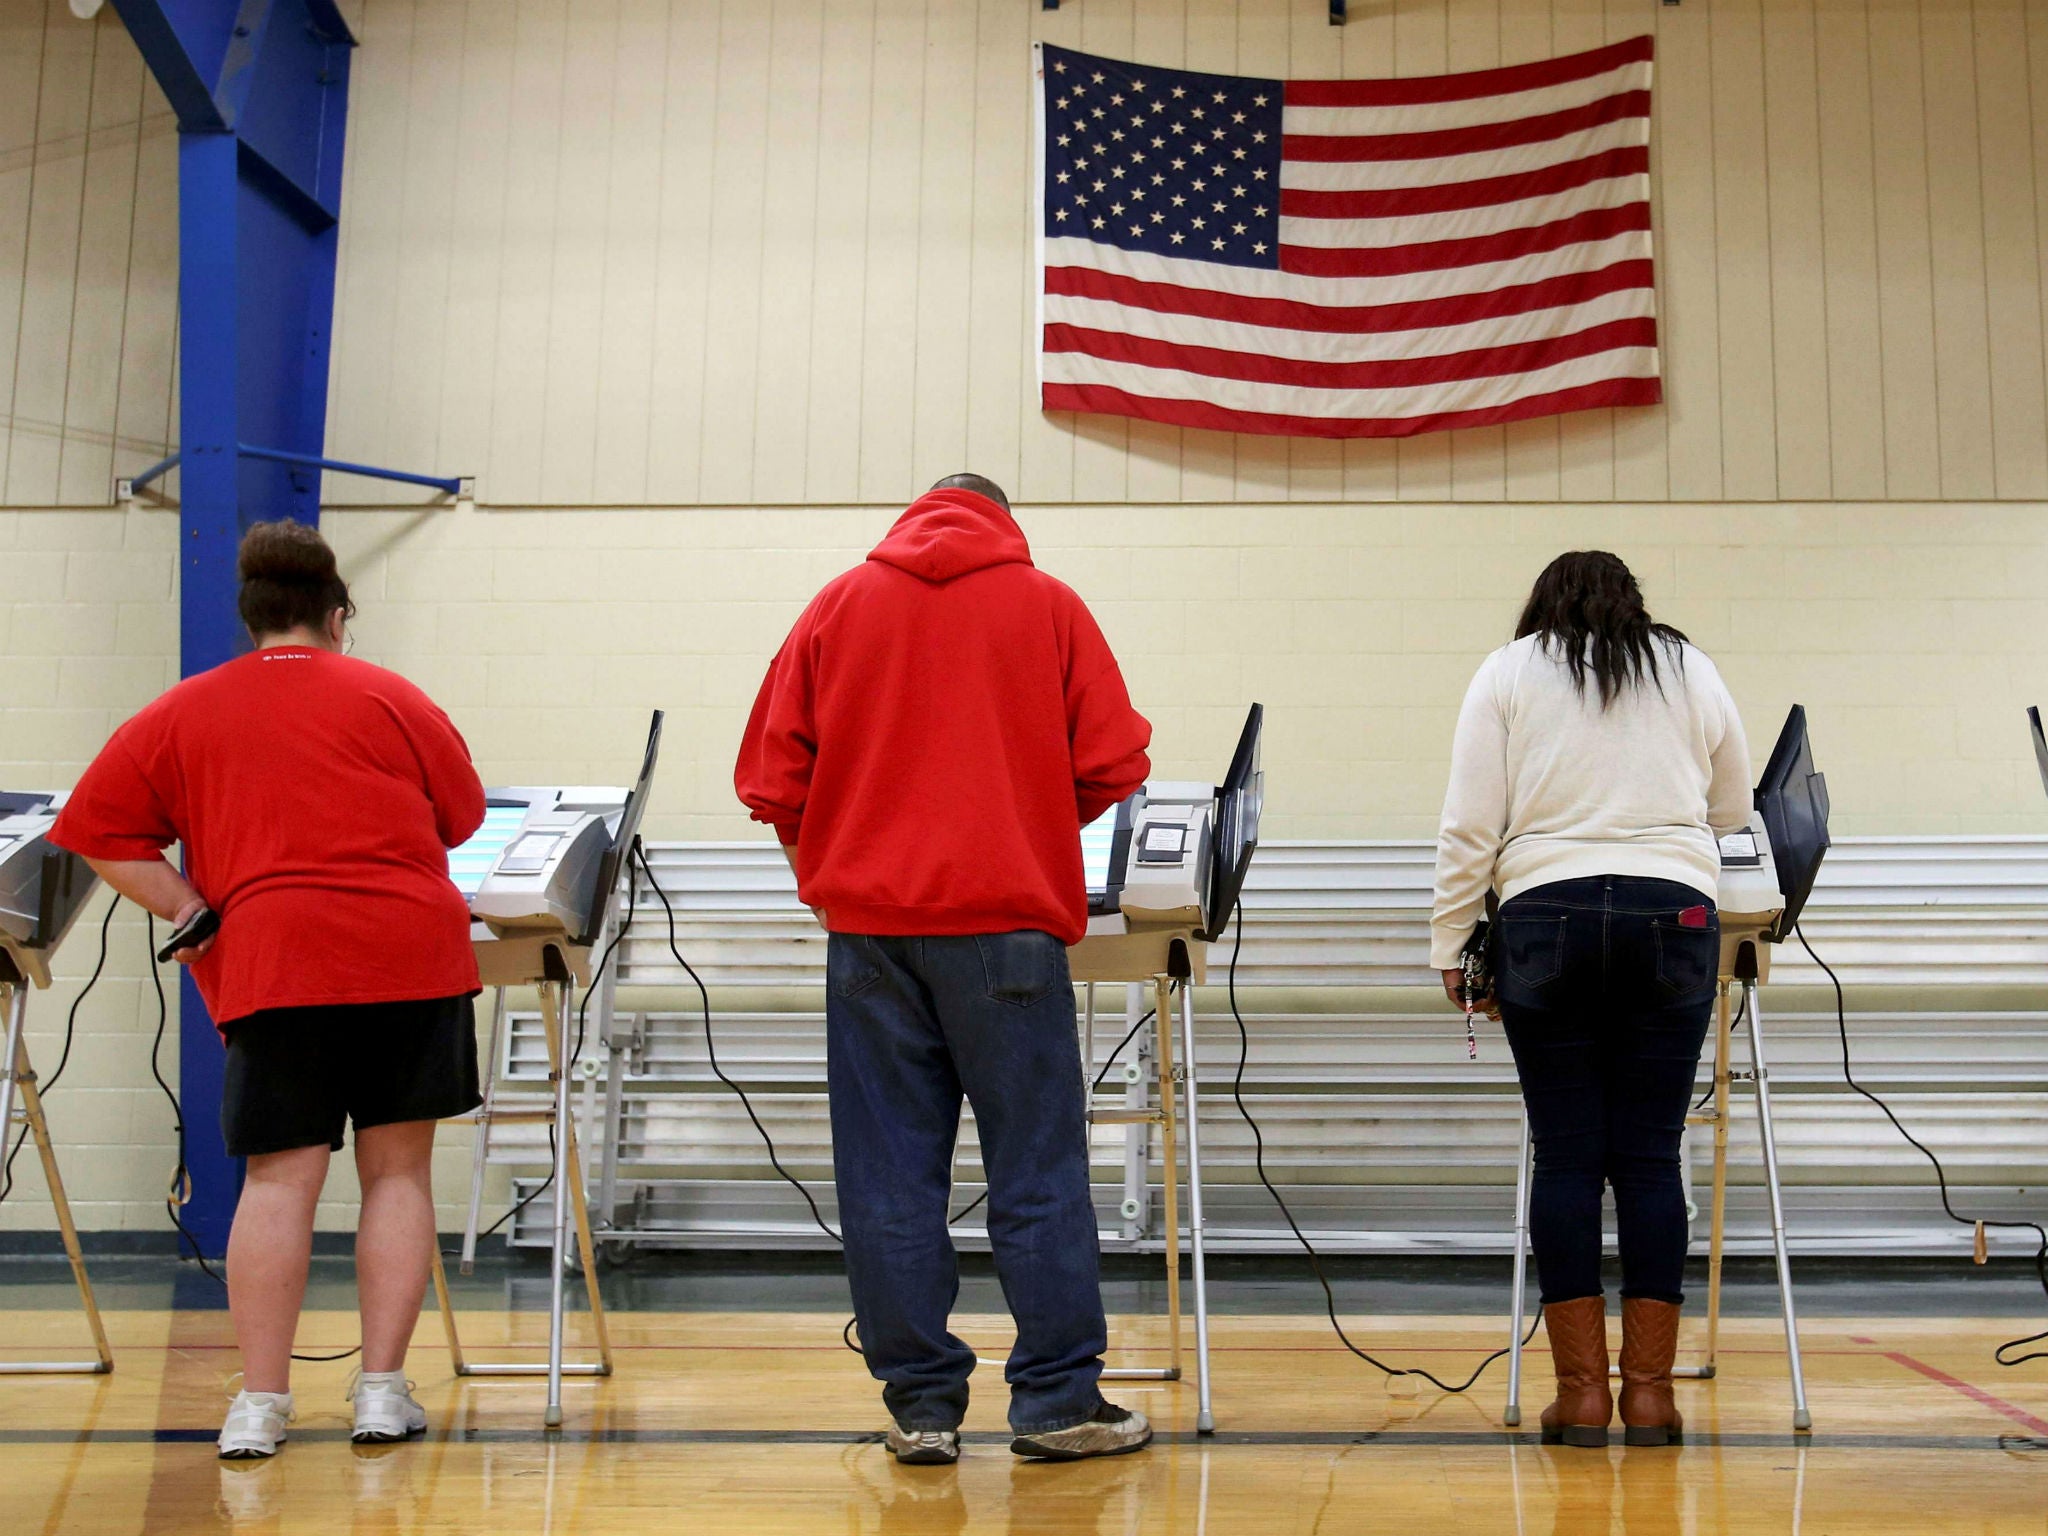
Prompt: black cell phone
<box><xmin>157</xmin><ymin>907</ymin><xmax>220</xmax><ymax>963</ymax></box>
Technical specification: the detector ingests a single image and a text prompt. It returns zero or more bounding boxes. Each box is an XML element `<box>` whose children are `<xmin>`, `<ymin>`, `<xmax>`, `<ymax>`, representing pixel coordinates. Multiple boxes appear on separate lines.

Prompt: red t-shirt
<box><xmin>51</xmin><ymin>647</ymin><xmax>487</xmax><ymax>1028</ymax></box>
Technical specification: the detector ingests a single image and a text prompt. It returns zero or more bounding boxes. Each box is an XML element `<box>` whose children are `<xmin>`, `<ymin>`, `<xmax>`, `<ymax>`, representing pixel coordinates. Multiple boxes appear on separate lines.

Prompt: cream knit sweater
<box><xmin>1429</xmin><ymin>633</ymin><xmax>1754</xmax><ymax>970</ymax></box>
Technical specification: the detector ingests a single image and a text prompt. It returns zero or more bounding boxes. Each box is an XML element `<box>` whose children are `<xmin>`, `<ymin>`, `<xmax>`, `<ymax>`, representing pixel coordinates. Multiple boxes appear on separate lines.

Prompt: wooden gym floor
<box><xmin>4</xmin><ymin>1259</ymin><xmax>2045</xmax><ymax>1534</ymax></box>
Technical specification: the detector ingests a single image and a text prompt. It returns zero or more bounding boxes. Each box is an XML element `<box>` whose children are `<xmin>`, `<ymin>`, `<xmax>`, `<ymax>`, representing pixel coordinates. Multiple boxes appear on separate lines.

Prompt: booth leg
<box><xmin>431</xmin><ymin>1244</ymin><xmax>468</xmax><ymax>1374</ymax></box>
<box><xmin>1177</xmin><ymin>983</ymin><xmax>1214</xmax><ymax>1434</ymax></box>
<box><xmin>1153</xmin><ymin>975</ymin><xmax>1184</xmax><ymax>1383</ymax></box>
<box><xmin>1743</xmin><ymin>983</ymin><xmax>1812</xmax><ymax>1432</ymax></box>
<box><xmin>460</xmin><ymin>988</ymin><xmax>509</xmax><ymax>1274</ymax></box>
<box><xmin>1503</xmin><ymin>1110</ymin><xmax>1532</xmax><ymax>1426</ymax></box>
<box><xmin>543</xmin><ymin>979</ymin><xmax>575</xmax><ymax>1428</ymax></box>
<box><xmin>0</xmin><ymin>985</ymin><xmax>112</xmax><ymax>1375</ymax></box>
<box><xmin>1705</xmin><ymin>981</ymin><xmax>1733</xmax><ymax>1376</ymax></box>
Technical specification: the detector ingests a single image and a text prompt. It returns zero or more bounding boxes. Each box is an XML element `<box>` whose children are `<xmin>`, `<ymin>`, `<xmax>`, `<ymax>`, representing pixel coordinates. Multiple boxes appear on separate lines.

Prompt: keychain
<box><xmin>1459</xmin><ymin>947</ymin><xmax>1484</xmax><ymax>1061</ymax></box>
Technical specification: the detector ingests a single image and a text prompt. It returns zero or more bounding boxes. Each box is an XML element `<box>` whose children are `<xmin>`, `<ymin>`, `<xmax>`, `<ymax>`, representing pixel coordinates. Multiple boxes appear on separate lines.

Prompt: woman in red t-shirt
<box><xmin>53</xmin><ymin>521</ymin><xmax>487</xmax><ymax>1460</ymax></box>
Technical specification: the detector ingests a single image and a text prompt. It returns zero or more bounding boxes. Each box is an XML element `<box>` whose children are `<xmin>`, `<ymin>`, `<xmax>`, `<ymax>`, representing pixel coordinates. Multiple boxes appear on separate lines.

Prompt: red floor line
<box><xmin>1881</xmin><ymin>1350</ymin><xmax>2048</xmax><ymax>1437</ymax></box>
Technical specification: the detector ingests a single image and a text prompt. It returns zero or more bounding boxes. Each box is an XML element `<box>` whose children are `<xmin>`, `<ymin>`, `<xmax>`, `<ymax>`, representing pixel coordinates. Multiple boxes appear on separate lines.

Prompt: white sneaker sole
<box><xmin>351</xmin><ymin>1421</ymin><xmax>426</xmax><ymax>1444</ymax></box>
<box><xmin>218</xmin><ymin>1437</ymin><xmax>285</xmax><ymax>1460</ymax></box>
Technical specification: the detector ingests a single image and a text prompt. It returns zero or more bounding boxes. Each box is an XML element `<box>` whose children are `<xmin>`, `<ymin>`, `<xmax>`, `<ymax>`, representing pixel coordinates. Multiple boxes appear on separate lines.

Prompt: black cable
<box><xmin>0</xmin><ymin>894</ymin><xmax>113</xmax><ymax>1202</ymax></box>
<box><xmin>454</xmin><ymin>866</ymin><xmax>637</xmax><ymax>1257</ymax></box>
<box><xmin>1795</xmin><ymin>924</ymin><xmax>2047</xmax><ymax>1369</ymax></box>
<box><xmin>1224</xmin><ymin>901</ymin><xmax>1538</xmax><ymax>1393</ymax></box>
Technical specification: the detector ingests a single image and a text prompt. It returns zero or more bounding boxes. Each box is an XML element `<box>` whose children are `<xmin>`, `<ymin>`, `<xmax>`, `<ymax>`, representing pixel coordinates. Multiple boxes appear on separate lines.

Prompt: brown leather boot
<box><xmin>1539</xmin><ymin>1296</ymin><xmax>1613</xmax><ymax>1447</ymax></box>
<box><xmin>1618</xmin><ymin>1297</ymin><xmax>1685</xmax><ymax>1447</ymax></box>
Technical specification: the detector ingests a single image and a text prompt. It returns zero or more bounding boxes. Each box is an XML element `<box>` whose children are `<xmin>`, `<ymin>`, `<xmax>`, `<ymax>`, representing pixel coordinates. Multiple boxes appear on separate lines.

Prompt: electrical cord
<box><xmin>1223</xmin><ymin>901</ymin><xmax>1539</xmax><ymax>1392</ymax></box>
<box><xmin>0</xmin><ymin>894</ymin><xmax>113</xmax><ymax>1202</ymax></box>
<box><xmin>944</xmin><ymin>1002</ymin><xmax>1164</xmax><ymax>1230</ymax></box>
<box><xmin>1795</xmin><ymin>923</ymin><xmax>2048</xmax><ymax>1369</ymax></box>
<box><xmin>451</xmin><ymin>861</ymin><xmax>638</xmax><ymax>1258</ymax></box>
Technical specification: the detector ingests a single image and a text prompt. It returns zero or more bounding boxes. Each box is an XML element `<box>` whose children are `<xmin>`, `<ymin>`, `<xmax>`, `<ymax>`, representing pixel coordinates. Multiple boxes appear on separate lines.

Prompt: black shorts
<box><xmin>220</xmin><ymin>995</ymin><xmax>483</xmax><ymax>1157</ymax></box>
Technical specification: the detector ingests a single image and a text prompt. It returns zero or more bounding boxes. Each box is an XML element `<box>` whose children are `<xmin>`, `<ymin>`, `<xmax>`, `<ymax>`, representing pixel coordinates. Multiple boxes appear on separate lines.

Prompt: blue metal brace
<box><xmin>107</xmin><ymin>1</ymin><xmax>458</xmax><ymax>1255</ymax></box>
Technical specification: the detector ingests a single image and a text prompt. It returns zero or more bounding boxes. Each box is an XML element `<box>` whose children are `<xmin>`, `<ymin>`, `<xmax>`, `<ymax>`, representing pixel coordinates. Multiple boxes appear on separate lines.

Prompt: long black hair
<box><xmin>1515</xmin><ymin>550</ymin><xmax>1686</xmax><ymax>707</ymax></box>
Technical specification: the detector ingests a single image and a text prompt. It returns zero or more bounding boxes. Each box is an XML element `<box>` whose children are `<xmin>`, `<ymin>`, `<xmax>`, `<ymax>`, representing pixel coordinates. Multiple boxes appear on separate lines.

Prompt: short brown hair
<box><xmin>236</xmin><ymin>520</ymin><xmax>354</xmax><ymax>638</ymax></box>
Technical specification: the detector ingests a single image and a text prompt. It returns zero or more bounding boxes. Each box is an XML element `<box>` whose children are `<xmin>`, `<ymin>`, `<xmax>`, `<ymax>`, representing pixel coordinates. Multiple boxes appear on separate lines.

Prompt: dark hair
<box><xmin>1514</xmin><ymin>550</ymin><xmax>1687</xmax><ymax>707</ymax></box>
<box><xmin>236</xmin><ymin>520</ymin><xmax>354</xmax><ymax>639</ymax></box>
<box><xmin>929</xmin><ymin>472</ymin><xmax>1010</xmax><ymax>511</ymax></box>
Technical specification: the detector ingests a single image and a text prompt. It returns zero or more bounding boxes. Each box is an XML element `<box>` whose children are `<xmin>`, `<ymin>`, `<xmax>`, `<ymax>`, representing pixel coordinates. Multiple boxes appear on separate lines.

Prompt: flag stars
<box><xmin>1132</xmin><ymin>78</ymin><xmax>1145</xmax><ymax>91</ymax></box>
<box><xmin>1130</xmin><ymin>224</ymin><xmax>1142</xmax><ymax>235</ymax></box>
<box><xmin>1053</xmin><ymin>59</ymin><xmax>1066</xmax><ymax>73</ymax></box>
<box><xmin>1111</xmin><ymin>201</ymin><xmax>1125</xmax><ymax>215</ymax></box>
<box><xmin>1092</xmin><ymin>71</ymin><xmax>1105</xmax><ymax>83</ymax></box>
<box><xmin>1110</xmin><ymin>92</ymin><xmax>1124</xmax><ymax>105</ymax></box>
<box><xmin>1170</xmin><ymin>194</ymin><xmax>1184</xmax><ymax>206</ymax></box>
<box><xmin>1190</xmin><ymin>106</ymin><xmax>1205</xmax><ymax>119</ymax></box>
<box><xmin>1212</xmin><ymin>237</ymin><xmax>1225</xmax><ymax>250</ymax></box>
<box><xmin>1252</xmin><ymin>92</ymin><xmax>1268</xmax><ymax>106</ymax></box>
<box><xmin>1091</xmin><ymin>216</ymin><xmax>1105</xmax><ymax>229</ymax></box>
<box><xmin>1213</xmin><ymin>91</ymin><xmax>1226</xmax><ymax>102</ymax></box>
<box><xmin>1232</xmin><ymin>222</ymin><xmax>1246</xmax><ymax>235</ymax></box>
<box><xmin>1231</xmin><ymin>147</ymin><xmax>1247</xmax><ymax>160</ymax></box>
<box><xmin>1171</xmin><ymin>84</ymin><xmax>1186</xmax><ymax>98</ymax></box>
<box><xmin>1054</xmin><ymin>208</ymin><xmax>1068</xmax><ymax>220</ymax></box>
<box><xmin>1111</xmin><ymin>166</ymin><xmax>1125</xmax><ymax>178</ymax></box>
<box><xmin>1252</xmin><ymin>131</ymin><xmax>1267</xmax><ymax>143</ymax></box>
<box><xmin>1252</xmin><ymin>241</ymin><xmax>1268</xmax><ymax>254</ymax></box>
<box><xmin>1056</xmin><ymin>170</ymin><xmax>1070</xmax><ymax>184</ymax></box>
<box><xmin>1170</xmin><ymin>232</ymin><xmax>1185</xmax><ymax>244</ymax></box>
<box><xmin>1232</xmin><ymin>111</ymin><xmax>1246</xmax><ymax>124</ymax></box>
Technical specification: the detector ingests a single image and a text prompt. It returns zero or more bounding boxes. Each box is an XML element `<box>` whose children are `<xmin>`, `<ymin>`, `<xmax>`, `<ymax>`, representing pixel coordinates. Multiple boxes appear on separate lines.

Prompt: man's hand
<box><xmin>167</xmin><ymin>896</ymin><xmax>217</xmax><ymax>965</ymax></box>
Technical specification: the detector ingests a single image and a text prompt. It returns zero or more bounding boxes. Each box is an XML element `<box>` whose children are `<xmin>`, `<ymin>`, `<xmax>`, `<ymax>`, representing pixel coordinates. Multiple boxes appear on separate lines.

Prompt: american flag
<box><xmin>1035</xmin><ymin>38</ymin><xmax>1659</xmax><ymax>439</ymax></box>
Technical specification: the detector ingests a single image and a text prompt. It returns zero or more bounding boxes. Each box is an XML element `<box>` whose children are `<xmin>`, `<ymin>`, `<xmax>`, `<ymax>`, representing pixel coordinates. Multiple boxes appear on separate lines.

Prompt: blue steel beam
<box><xmin>111</xmin><ymin>0</ymin><xmax>357</xmax><ymax>1257</ymax></box>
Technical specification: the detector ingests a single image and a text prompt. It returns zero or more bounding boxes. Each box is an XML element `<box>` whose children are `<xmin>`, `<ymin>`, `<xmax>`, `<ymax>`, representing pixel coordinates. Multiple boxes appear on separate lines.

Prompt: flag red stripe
<box><xmin>1045</xmin><ymin>316</ymin><xmax>1656</xmax><ymax>389</ymax></box>
<box><xmin>1281</xmin><ymin>203</ymin><xmax>1649</xmax><ymax>278</ymax></box>
<box><xmin>1041</xmin><ymin>376</ymin><xmax>1662</xmax><ymax>439</ymax></box>
<box><xmin>1284</xmin><ymin>90</ymin><xmax>1650</xmax><ymax>163</ymax></box>
<box><xmin>1043</xmin><ymin>258</ymin><xmax>1655</xmax><ymax>336</ymax></box>
<box><xmin>1283</xmin><ymin>36</ymin><xmax>1652</xmax><ymax>109</ymax></box>
<box><xmin>1280</xmin><ymin>145</ymin><xmax>1649</xmax><ymax>220</ymax></box>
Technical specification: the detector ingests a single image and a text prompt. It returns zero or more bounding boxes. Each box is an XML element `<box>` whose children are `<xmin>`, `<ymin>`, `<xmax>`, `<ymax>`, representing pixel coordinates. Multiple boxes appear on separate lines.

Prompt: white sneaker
<box><xmin>218</xmin><ymin>1389</ymin><xmax>294</xmax><ymax>1459</ymax></box>
<box><xmin>885</xmin><ymin>1422</ymin><xmax>961</xmax><ymax>1465</ymax></box>
<box><xmin>350</xmin><ymin>1370</ymin><xmax>428</xmax><ymax>1443</ymax></box>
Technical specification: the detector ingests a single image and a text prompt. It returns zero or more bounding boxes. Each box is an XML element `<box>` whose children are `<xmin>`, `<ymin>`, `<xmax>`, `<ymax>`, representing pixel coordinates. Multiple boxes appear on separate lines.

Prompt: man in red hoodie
<box><xmin>736</xmin><ymin>474</ymin><xmax>1152</xmax><ymax>1464</ymax></box>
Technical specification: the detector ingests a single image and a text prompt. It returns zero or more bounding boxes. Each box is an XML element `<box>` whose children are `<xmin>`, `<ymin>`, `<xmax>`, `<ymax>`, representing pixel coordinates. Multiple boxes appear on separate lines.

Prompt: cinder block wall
<box><xmin>5</xmin><ymin>498</ymin><xmax>2042</xmax><ymax>1234</ymax></box>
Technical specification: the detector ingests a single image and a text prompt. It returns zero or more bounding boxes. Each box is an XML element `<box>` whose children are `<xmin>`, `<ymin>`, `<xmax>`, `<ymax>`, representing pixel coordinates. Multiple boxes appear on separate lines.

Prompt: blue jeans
<box><xmin>1495</xmin><ymin>875</ymin><xmax>1719</xmax><ymax>1306</ymax></box>
<box><xmin>826</xmin><ymin>930</ymin><xmax>1107</xmax><ymax>1433</ymax></box>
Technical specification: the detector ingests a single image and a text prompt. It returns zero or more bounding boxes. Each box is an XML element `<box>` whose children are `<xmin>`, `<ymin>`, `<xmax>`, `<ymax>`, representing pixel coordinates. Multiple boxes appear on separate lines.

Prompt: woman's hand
<box><xmin>167</xmin><ymin>896</ymin><xmax>217</xmax><ymax>965</ymax></box>
<box><xmin>1440</xmin><ymin>967</ymin><xmax>1500</xmax><ymax>1021</ymax></box>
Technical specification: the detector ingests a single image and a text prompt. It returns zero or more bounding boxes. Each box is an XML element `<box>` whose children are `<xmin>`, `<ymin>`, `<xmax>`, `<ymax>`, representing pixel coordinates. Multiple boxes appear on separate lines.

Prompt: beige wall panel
<box><xmin>802</xmin><ymin>0</ymin><xmax>876</xmax><ymax>503</ymax></box>
<box><xmin>1973</xmin><ymin>0</ymin><xmax>2048</xmax><ymax>500</ymax></box>
<box><xmin>1709</xmin><ymin>0</ymin><xmax>1779</xmax><ymax>501</ymax></box>
<box><xmin>1919</xmin><ymin>0</ymin><xmax>1996</xmax><ymax>501</ymax></box>
<box><xmin>1867</xmin><ymin>0</ymin><xmax>1940</xmax><ymax>497</ymax></box>
<box><xmin>1813</xmin><ymin>0</ymin><xmax>1885</xmax><ymax>500</ymax></box>
<box><xmin>1762</xmin><ymin>0</ymin><xmax>1831</xmax><ymax>501</ymax></box>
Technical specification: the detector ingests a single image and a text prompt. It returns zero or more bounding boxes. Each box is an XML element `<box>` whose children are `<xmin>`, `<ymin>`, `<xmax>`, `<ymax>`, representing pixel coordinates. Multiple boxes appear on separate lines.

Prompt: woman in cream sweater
<box><xmin>1431</xmin><ymin>551</ymin><xmax>1752</xmax><ymax>1450</ymax></box>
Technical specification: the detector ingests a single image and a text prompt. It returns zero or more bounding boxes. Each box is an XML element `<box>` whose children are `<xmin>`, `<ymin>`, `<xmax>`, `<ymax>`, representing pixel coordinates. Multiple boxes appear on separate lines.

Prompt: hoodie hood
<box><xmin>868</xmin><ymin>489</ymin><xmax>1032</xmax><ymax>583</ymax></box>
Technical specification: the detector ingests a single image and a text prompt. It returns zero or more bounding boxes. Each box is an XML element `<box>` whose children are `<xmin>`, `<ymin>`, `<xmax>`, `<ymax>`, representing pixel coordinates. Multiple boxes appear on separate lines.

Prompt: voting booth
<box><xmin>1064</xmin><ymin>705</ymin><xmax>1263</xmax><ymax>1435</ymax></box>
<box><xmin>1504</xmin><ymin>706</ymin><xmax>1828</xmax><ymax>1434</ymax></box>
<box><xmin>0</xmin><ymin>792</ymin><xmax>113</xmax><ymax>1375</ymax></box>
<box><xmin>431</xmin><ymin>713</ymin><xmax>663</xmax><ymax>1428</ymax></box>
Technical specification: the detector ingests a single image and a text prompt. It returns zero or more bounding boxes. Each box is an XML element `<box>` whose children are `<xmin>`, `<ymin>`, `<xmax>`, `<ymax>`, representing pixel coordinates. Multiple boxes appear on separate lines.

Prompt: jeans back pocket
<box><xmin>827</xmin><ymin>934</ymin><xmax>882</xmax><ymax>999</ymax></box>
<box><xmin>1499</xmin><ymin>914</ymin><xmax>1567</xmax><ymax>989</ymax></box>
<box><xmin>974</xmin><ymin>930</ymin><xmax>1066</xmax><ymax>1009</ymax></box>
<box><xmin>1652</xmin><ymin>919</ymin><xmax>1720</xmax><ymax>999</ymax></box>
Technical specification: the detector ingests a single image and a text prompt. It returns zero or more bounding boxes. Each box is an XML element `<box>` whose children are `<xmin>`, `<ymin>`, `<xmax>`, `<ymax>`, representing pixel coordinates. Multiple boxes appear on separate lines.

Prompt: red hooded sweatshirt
<box><xmin>735</xmin><ymin>488</ymin><xmax>1151</xmax><ymax>944</ymax></box>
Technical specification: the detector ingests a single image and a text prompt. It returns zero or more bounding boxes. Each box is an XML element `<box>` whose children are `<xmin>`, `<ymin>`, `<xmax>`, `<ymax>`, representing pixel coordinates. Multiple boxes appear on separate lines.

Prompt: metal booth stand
<box><xmin>1504</xmin><ymin>708</ymin><xmax>1827</xmax><ymax>1435</ymax></box>
<box><xmin>0</xmin><ymin>795</ymin><xmax>112</xmax><ymax>1376</ymax></box>
<box><xmin>430</xmin><ymin>933</ymin><xmax>614</xmax><ymax>1429</ymax></box>
<box><xmin>1070</xmin><ymin>927</ymin><xmax>1216</xmax><ymax>1434</ymax></box>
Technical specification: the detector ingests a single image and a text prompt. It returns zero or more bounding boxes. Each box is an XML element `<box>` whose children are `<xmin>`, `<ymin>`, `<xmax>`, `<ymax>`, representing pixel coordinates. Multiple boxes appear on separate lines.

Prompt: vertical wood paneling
<box><xmin>4</xmin><ymin>3</ymin><xmax>92</xmax><ymax>502</ymax></box>
<box><xmin>430</xmin><ymin>0</ymin><xmax>515</xmax><ymax>492</ymax></box>
<box><xmin>1814</xmin><ymin>0</ymin><xmax>1886</xmax><ymax>499</ymax></box>
<box><xmin>483</xmin><ymin>0</ymin><xmax>571</xmax><ymax>504</ymax></box>
<box><xmin>3</xmin><ymin>0</ymin><xmax>2041</xmax><ymax>509</ymax></box>
<box><xmin>693</xmin><ymin>0</ymin><xmax>772</xmax><ymax>505</ymax></box>
<box><xmin>803</xmin><ymin>0</ymin><xmax>876</xmax><ymax>501</ymax></box>
<box><xmin>854</xmin><ymin>0</ymin><xmax>927</xmax><ymax>503</ymax></box>
<box><xmin>1656</xmin><ymin>0</ymin><xmax>1725</xmax><ymax>499</ymax></box>
<box><xmin>54</xmin><ymin>15</ymin><xmax>143</xmax><ymax>505</ymax></box>
<box><xmin>1762</xmin><ymin>0</ymin><xmax>1831</xmax><ymax>500</ymax></box>
<box><xmin>1867</xmin><ymin>0</ymin><xmax>1941</xmax><ymax>497</ymax></box>
<box><xmin>1920</xmin><ymin>0</ymin><xmax>1996</xmax><ymax>499</ymax></box>
<box><xmin>1709</xmin><ymin>0</ymin><xmax>1778</xmax><ymax>500</ymax></box>
<box><xmin>642</xmin><ymin>0</ymin><xmax>722</xmax><ymax>503</ymax></box>
<box><xmin>747</xmin><ymin>0</ymin><xmax>826</xmax><ymax>503</ymax></box>
<box><xmin>1972</xmin><ymin>0</ymin><xmax>2048</xmax><ymax>498</ymax></box>
<box><xmin>590</xmin><ymin>0</ymin><xmax>672</xmax><ymax>505</ymax></box>
<box><xmin>1550</xmin><ymin>0</ymin><xmax>1615</xmax><ymax>501</ymax></box>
